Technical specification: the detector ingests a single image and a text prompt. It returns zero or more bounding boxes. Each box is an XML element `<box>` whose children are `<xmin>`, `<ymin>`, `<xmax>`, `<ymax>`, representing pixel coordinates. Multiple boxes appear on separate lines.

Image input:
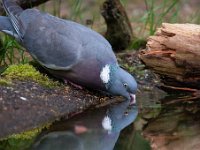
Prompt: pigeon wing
<box><xmin>2</xmin><ymin>0</ymin><xmax>25</xmax><ymax>40</ymax></box>
<box><xmin>21</xmin><ymin>12</ymin><xmax>82</xmax><ymax>70</ymax></box>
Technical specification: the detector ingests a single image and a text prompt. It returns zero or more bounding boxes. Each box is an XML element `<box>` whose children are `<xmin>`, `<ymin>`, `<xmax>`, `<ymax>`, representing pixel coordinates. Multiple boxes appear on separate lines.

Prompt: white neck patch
<box><xmin>100</xmin><ymin>65</ymin><xmax>110</xmax><ymax>84</ymax></box>
<box><xmin>102</xmin><ymin>115</ymin><xmax>112</xmax><ymax>131</ymax></box>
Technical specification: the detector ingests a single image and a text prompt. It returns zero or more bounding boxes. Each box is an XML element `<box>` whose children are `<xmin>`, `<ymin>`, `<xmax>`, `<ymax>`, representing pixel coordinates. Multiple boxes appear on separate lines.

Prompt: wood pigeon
<box><xmin>0</xmin><ymin>0</ymin><xmax>137</xmax><ymax>103</ymax></box>
<box><xmin>31</xmin><ymin>100</ymin><xmax>138</xmax><ymax>150</ymax></box>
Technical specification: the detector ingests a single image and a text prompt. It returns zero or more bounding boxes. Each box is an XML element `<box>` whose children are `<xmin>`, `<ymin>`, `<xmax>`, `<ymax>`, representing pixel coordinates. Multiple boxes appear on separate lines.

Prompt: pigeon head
<box><xmin>100</xmin><ymin>64</ymin><xmax>137</xmax><ymax>104</ymax></box>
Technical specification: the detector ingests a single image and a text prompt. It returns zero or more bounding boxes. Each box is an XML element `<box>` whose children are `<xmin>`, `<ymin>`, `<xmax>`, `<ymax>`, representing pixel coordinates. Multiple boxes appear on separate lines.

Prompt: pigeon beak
<box><xmin>129</xmin><ymin>94</ymin><xmax>136</xmax><ymax>105</ymax></box>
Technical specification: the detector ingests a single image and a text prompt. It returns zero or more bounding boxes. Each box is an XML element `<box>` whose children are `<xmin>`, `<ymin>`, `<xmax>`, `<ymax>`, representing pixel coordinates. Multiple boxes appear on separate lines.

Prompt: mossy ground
<box><xmin>0</xmin><ymin>64</ymin><xmax>60</xmax><ymax>149</ymax></box>
<box><xmin>0</xmin><ymin>123</ymin><xmax>52</xmax><ymax>150</ymax></box>
<box><xmin>0</xmin><ymin>128</ymin><xmax>41</xmax><ymax>150</ymax></box>
<box><xmin>1</xmin><ymin>64</ymin><xmax>60</xmax><ymax>88</ymax></box>
<box><xmin>0</xmin><ymin>78</ymin><xmax>12</xmax><ymax>86</ymax></box>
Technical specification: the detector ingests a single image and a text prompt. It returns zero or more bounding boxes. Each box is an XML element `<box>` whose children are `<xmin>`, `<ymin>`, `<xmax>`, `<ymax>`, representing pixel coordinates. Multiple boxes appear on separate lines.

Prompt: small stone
<box><xmin>20</xmin><ymin>96</ymin><xmax>27</xmax><ymax>101</ymax></box>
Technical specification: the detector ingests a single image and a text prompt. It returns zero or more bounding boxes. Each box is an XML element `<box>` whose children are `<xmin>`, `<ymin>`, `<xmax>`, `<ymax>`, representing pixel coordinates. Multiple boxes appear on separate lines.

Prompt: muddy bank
<box><xmin>0</xmin><ymin>76</ymin><xmax>111</xmax><ymax>138</ymax></box>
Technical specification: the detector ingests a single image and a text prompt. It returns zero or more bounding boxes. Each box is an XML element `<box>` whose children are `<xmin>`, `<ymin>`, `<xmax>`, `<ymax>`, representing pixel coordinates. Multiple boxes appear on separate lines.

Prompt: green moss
<box><xmin>0</xmin><ymin>129</ymin><xmax>39</xmax><ymax>150</ymax></box>
<box><xmin>0</xmin><ymin>78</ymin><xmax>12</xmax><ymax>86</ymax></box>
<box><xmin>1</xmin><ymin>124</ymin><xmax>49</xmax><ymax>141</ymax></box>
<box><xmin>8</xmin><ymin>128</ymin><xmax>42</xmax><ymax>140</ymax></box>
<box><xmin>0</xmin><ymin>138</ymin><xmax>34</xmax><ymax>150</ymax></box>
<box><xmin>0</xmin><ymin>123</ymin><xmax>51</xmax><ymax>150</ymax></box>
<box><xmin>2</xmin><ymin>64</ymin><xmax>60</xmax><ymax>88</ymax></box>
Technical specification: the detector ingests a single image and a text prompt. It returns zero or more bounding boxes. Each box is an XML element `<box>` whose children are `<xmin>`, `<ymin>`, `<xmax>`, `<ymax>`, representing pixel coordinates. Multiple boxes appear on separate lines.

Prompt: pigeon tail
<box><xmin>2</xmin><ymin>0</ymin><xmax>25</xmax><ymax>40</ymax></box>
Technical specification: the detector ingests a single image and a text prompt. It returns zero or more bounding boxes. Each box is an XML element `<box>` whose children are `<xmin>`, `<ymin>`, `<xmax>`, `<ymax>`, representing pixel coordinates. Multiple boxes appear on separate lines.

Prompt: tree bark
<box><xmin>0</xmin><ymin>0</ymin><xmax>51</xmax><ymax>15</ymax></box>
<box><xmin>101</xmin><ymin>0</ymin><xmax>134</xmax><ymax>52</ymax></box>
<box><xmin>139</xmin><ymin>23</ymin><xmax>200</xmax><ymax>89</ymax></box>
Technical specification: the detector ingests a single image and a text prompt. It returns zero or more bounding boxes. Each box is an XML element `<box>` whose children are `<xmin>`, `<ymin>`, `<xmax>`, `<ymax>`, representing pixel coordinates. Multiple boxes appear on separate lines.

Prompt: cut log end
<box><xmin>139</xmin><ymin>23</ymin><xmax>200</xmax><ymax>90</ymax></box>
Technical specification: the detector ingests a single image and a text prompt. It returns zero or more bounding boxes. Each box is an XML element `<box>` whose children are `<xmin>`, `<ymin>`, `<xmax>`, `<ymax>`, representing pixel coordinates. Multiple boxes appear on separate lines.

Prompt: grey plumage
<box><xmin>0</xmin><ymin>0</ymin><xmax>137</xmax><ymax>102</ymax></box>
<box><xmin>2</xmin><ymin>0</ymin><xmax>25</xmax><ymax>39</ymax></box>
<box><xmin>0</xmin><ymin>16</ymin><xmax>18</xmax><ymax>38</ymax></box>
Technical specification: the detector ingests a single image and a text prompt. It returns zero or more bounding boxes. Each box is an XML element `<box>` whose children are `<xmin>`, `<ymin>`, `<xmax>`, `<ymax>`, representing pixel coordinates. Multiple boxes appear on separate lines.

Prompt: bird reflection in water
<box><xmin>31</xmin><ymin>100</ymin><xmax>138</xmax><ymax>150</ymax></box>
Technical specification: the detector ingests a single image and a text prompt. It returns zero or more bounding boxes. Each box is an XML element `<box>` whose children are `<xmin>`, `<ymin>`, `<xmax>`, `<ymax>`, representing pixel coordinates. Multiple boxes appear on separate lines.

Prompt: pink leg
<box><xmin>64</xmin><ymin>80</ymin><xmax>83</xmax><ymax>90</ymax></box>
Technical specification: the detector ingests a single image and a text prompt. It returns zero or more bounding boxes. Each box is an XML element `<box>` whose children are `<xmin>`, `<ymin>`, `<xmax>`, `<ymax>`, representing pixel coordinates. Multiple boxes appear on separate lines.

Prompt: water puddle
<box><xmin>31</xmin><ymin>100</ymin><xmax>138</xmax><ymax>150</ymax></box>
<box><xmin>1</xmin><ymin>88</ymin><xmax>200</xmax><ymax>150</ymax></box>
<box><xmin>142</xmin><ymin>94</ymin><xmax>200</xmax><ymax>150</ymax></box>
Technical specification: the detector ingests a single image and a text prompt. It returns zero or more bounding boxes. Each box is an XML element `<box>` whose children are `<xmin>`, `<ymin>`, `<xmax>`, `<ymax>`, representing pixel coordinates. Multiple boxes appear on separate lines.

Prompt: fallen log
<box><xmin>139</xmin><ymin>23</ymin><xmax>200</xmax><ymax>89</ymax></box>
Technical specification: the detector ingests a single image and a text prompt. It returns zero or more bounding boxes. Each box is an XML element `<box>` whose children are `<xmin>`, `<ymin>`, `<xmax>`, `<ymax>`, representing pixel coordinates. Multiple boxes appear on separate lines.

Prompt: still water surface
<box><xmin>30</xmin><ymin>88</ymin><xmax>200</xmax><ymax>150</ymax></box>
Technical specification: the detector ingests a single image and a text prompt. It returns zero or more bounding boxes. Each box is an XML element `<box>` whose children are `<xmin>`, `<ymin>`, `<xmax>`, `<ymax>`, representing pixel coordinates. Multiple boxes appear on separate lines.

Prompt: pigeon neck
<box><xmin>100</xmin><ymin>64</ymin><xmax>119</xmax><ymax>89</ymax></box>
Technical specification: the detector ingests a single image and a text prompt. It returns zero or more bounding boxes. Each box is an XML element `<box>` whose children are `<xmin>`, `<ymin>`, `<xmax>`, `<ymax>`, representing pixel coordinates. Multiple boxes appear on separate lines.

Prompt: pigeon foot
<box><xmin>64</xmin><ymin>80</ymin><xmax>83</xmax><ymax>90</ymax></box>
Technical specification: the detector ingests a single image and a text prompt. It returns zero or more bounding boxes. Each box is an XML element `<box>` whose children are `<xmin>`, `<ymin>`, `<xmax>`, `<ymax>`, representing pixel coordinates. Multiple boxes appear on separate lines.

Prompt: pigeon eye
<box><xmin>123</xmin><ymin>83</ymin><xmax>128</xmax><ymax>88</ymax></box>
